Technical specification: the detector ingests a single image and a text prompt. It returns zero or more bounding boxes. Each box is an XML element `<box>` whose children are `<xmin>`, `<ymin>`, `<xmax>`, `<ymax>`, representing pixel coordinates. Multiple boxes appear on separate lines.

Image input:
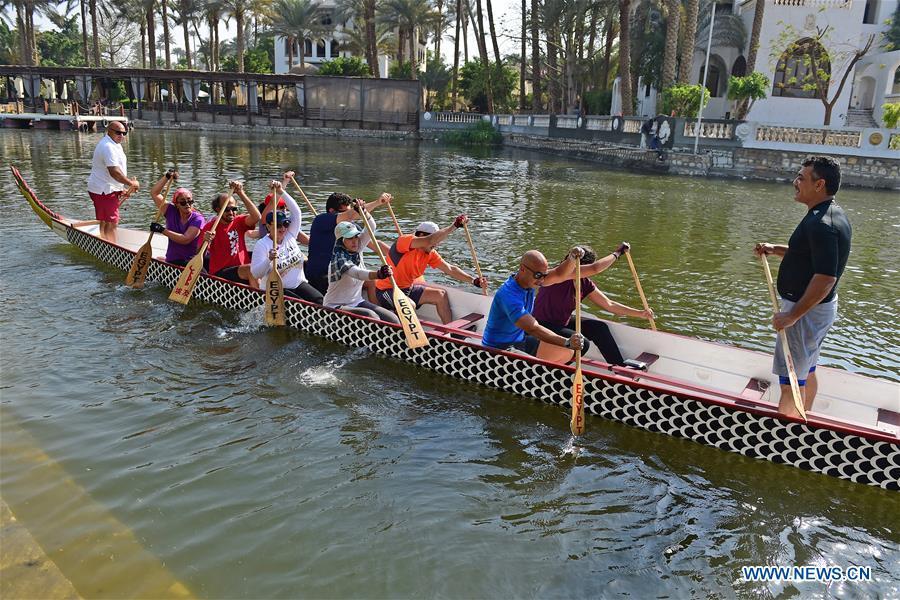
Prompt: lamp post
<box><xmin>694</xmin><ymin>0</ymin><xmax>716</xmax><ymax>155</ymax></box>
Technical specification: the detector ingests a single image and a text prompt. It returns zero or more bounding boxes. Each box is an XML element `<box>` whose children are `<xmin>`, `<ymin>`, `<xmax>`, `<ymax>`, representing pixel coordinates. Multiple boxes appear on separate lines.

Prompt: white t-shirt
<box><xmin>87</xmin><ymin>135</ymin><xmax>128</xmax><ymax>194</ymax></box>
<box><xmin>250</xmin><ymin>191</ymin><xmax>306</xmax><ymax>289</ymax></box>
<box><xmin>323</xmin><ymin>214</ymin><xmax>375</xmax><ymax>308</ymax></box>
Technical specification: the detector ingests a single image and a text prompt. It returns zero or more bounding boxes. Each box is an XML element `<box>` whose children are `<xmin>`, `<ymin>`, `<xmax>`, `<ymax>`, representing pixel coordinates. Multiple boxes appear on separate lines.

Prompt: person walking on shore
<box><xmin>87</xmin><ymin>121</ymin><xmax>138</xmax><ymax>242</ymax></box>
<box><xmin>755</xmin><ymin>156</ymin><xmax>851</xmax><ymax>418</ymax></box>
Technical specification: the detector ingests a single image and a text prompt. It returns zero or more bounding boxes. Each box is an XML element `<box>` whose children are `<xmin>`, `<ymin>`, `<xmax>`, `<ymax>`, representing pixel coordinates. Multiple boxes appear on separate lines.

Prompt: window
<box><xmin>863</xmin><ymin>0</ymin><xmax>879</xmax><ymax>25</ymax></box>
<box><xmin>772</xmin><ymin>38</ymin><xmax>830</xmax><ymax>99</ymax></box>
<box><xmin>304</xmin><ymin>39</ymin><xmax>313</xmax><ymax>56</ymax></box>
<box><xmin>317</xmin><ymin>39</ymin><xmax>326</xmax><ymax>58</ymax></box>
<box><xmin>330</xmin><ymin>39</ymin><xmax>339</xmax><ymax>57</ymax></box>
<box><xmin>321</xmin><ymin>12</ymin><xmax>333</xmax><ymax>26</ymax></box>
<box><xmin>731</xmin><ymin>56</ymin><xmax>747</xmax><ymax>78</ymax></box>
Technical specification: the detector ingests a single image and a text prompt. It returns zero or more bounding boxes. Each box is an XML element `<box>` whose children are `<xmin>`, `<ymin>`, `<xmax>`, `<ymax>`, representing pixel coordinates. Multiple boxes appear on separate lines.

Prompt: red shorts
<box><xmin>89</xmin><ymin>191</ymin><xmax>122</xmax><ymax>223</ymax></box>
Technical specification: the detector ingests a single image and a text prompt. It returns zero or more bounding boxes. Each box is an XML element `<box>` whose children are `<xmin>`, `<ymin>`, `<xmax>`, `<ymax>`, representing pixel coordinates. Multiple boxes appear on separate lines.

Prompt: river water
<box><xmin>1</xmin><ymin>129</ymin><xmax>898</xmax><ymax>598</ymax></box>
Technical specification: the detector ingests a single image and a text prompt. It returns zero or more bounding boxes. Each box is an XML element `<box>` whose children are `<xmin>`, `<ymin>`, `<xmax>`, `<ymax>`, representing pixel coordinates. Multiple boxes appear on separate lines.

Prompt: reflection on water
<box><xmin>1</xmin><ymin>129</ymin><xmax>898</xmax><ymax>599</ymax></box>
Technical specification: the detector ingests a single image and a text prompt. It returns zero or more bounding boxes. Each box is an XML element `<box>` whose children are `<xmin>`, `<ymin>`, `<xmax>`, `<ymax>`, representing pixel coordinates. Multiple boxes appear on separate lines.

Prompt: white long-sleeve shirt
<box><xmin>250</xmin><ymin>191</ymin><xmax>306</xmax><ymax>289</ymax></box>
<box><xmin>323</xmin><ymin>214</ymin><xmax>376</xmax><ymax>308</ymax></box>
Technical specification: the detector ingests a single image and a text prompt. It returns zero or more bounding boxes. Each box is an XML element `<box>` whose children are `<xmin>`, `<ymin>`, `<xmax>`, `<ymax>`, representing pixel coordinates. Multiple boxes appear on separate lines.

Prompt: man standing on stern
<box><xmin>755</xmin><ymin>156</ymin><xmax>851</xmax><ymax>418</ymax></box>
<box><xmin>87</xmin><ymin>121</ymin><xmax>139</xmax><ymax>242</ymax></box>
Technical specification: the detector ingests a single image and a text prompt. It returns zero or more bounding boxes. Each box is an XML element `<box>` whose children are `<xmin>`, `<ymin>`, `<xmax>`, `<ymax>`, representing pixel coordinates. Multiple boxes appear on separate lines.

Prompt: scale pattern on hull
<box><xmin>61</xmin><ymin>225</ymin><xmax>900</xmax><ymax>491</ymax></box>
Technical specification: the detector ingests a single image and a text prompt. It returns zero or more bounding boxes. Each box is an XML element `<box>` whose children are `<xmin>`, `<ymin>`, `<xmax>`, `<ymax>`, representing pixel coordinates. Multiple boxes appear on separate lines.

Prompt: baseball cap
<box><xmin>266</xmin><ymin>210</ymin><xmax>290</xmax><ymax>225</ymax></box>
<box><xmin>264</xmin><ymin>193</ymin><xmax>287</xmax><ymax>208</ymax></box>
<box><xmin>334</xmin><ymin>221</ymin><xmax>362</xmax><ymax>239</ymax></box>
<box><xmin>415</xmin><ymin>221</ymin><xmax>439</xmax><ymax>235</ymax></box>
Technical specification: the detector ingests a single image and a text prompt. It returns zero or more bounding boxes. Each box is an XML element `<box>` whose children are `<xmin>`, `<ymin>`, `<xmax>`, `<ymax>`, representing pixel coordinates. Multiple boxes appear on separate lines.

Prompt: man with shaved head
<box><xmin>481</xmin><ymin>247</ymin><xmax>587</xmax><ymax>356</ymax></box>
<box><xmin>87</xmin><ymin>120</ymin><xmax>139</xmax><ymax>242</ymax></box>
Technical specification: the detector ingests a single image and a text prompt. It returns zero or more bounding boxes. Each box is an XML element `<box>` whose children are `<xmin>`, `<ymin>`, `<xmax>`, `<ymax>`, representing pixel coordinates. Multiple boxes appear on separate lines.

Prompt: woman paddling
<box><xmin>251</xmin><ymin>182</ymin><xmax>323</xmax><ymax>304</ymax></box>
<box><xmin>323</xmin><ymin>214</ymin><xmax>399</xmax><ymax>323</ymax></box>
<box><xmin>148</xmin><ymin>170</ymin><xmax>205</xmax><ymax>266</ymax></box>
<box><xmin>533</xmin><ymin>243</ymin><xmax>653</xmax><ymax>366</ymax></box>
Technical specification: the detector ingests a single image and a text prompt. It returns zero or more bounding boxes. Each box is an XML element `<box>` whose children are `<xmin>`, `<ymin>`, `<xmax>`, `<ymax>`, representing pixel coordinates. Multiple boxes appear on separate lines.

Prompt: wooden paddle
<box><xmin>264</xmin><ymin>188</ymin><xmax>286</xmax><ymax>327</ymax></box>
<box><xmin>624</xmin><ymin>249</ymin><xmax>657</xmax><ymax>331</ymax></box>
<box><xmin>126</xmin><ymin>176</ymin><xmax>173</xmax><ymax>288</ymax></box>
<box><xmin>461</xmin><ymin>221</ymin><xmax>486</xmax><ymax>296</ymax></box>
<box><xmin>168</xmin><ymin>194</ymin><xmax>231</xmax><ymax>305</ymax></box>
<box><xmin>356</xmin><ymin>203</ymin><xmax>429</xmax><ymax>349</ymax></box>
<box><xmin>760</xmin><ymin>254</ymin><xmax>806</xmax><ymax>421</ymax></box>
<box><xmin>386</xmin><ymin>202</ymin><xmax>403</xmax><ymax>236</ymax></box>
<box><xmin>289</xmin><ymin>175</ymin><xmax>318</xmax><ymax>215</ymax></box>
<box><xmin>570</xmin><ymin>259</ymin><xmax>585</xmax><ymax>436</ymax></box>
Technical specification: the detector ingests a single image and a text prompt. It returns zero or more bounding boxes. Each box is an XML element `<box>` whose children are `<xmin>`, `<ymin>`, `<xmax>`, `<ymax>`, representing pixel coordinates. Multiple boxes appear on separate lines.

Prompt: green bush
<box><xmin>389</xmin><ymin>62</ymin><xmax>414</xmax><ymax>79</ymax></box>
<box><xmin>440</xmin><ymin>120</ymin><xmax>502</xmax><ymax>146</ymax></box>
<box><xmin>727</xmin><ymin>72</ymin><xmax>769</xmax><ymax>120</ymax></box>
<box><xmin>457</xmin><ymin>60</ymin><xmax>518</xmax><ymax>113</ymax></box>
<box><xmin>583</xmin><ymin>89</ymin><xmax>612</xmax><ymax>115</ymax></box>
<box><xmin>318</xmin><ymin>56</ymin><xmax>371</xmax><ymax>77</ymax></box>
<box><xmin>882</xmin><ymin>102</ymin><xmax>900</xmax><ymax>128</ymax></box>
<box><xmin>659</xmin><ymin>84</ymin><xmax>710</xmax><ymax>118</ymax></box>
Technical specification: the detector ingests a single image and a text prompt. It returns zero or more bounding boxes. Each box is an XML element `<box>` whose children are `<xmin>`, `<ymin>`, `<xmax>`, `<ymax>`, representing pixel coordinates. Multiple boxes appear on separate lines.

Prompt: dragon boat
<box><xmin>13</xmin><ymin>165</ymin><xmax>899</xmax><ymax>490</ymax></box>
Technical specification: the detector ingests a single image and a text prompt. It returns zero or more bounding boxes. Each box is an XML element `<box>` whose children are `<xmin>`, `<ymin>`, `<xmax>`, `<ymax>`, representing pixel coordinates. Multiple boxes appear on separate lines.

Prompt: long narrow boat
<box><xmin>13</xmin><ymin>165</ymin><xmax>899</xmax><ymax>490</ymax></box>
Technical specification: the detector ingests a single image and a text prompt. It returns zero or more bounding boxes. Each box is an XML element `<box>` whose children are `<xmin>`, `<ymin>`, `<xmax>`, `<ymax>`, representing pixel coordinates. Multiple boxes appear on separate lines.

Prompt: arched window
<box><xmin>698</xmin><ymin>55</ymin><xmax>727</xmax><ymax>97</ymax></box>
<box><xmin>772</xmin><ymin>38</ymin><xmax>830</xmax><ymax>99</ymax></box>
<box><xmin>330</xmin><ymin>39</ymin><xmax>340</xmax><ymax>57</ymax></box>
<box><xmin>732</xmin><ymin>56</ymin><xmax>747</xmax><ymax>78</ymax></box>
<box><xmin>317</xmin><ymin>39</ymin><xmax>326</xmax><ymax>58</ymax></box>
<box><xmin>304</xmin><ymin>38</ymin><xmax>313</xmax><ymax>56</ymax></box>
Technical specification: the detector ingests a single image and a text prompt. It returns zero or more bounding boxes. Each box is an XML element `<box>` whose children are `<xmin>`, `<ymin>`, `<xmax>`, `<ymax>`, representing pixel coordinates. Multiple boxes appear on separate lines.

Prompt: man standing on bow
<box><xmin>755</xmin><ymin>156</ymin><xmax>852</xmax><ymax>418</ymax></box>
<box><xmin>87</xmin><ymin>121</ymin><xmax>139</xmax><ymax>242</ymax></box>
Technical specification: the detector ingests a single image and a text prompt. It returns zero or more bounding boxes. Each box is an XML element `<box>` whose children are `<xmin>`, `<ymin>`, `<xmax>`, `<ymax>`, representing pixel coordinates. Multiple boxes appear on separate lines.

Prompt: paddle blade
<box><xmin>125</xmin><ymin>238</ymin><xmax>154</xmax><ymax>288</ymax></box>
<box><xmin>570</xmin><ymin>361</ymin><xmax>585</xmax><ymax>436</ymax></box>
<box><xmin>265</xmin><ymin>271</ymin><xmax>286</xmax><ymax>326</ymax></box>
<box><xmin>168</xmin><ymin>253</ymin><xmax>204</xmax><ymax>305</ymax></box>
<box><xmin>392</xmin><ymin>286</ymin><xmax>429</xmax><ymax>349</ymax></box>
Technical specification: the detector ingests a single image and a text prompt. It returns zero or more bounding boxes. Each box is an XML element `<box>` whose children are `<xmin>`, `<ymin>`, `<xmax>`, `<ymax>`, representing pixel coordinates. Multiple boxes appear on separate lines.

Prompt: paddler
<box><xmin>147</xmin><ymin>170</ymin><xmax>205</xmax><ymax>267</ymax></box>
<box><xmin>373</xmin><ymin>216</ymin><xmax>487</xmax><ymax>324</ymax></box>
<box><xmin>481</xmin><ymin>248</ymin><xmax>586</xmax><ymax>356</ymax></box>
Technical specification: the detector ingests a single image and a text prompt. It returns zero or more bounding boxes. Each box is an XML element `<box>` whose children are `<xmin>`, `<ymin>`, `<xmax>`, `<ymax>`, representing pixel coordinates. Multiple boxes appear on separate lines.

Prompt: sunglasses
<box><xmin>177</xmin><ymin>199</ymin><xmax>194</xmax><ymax>206</ymax></box>
<box><xmin>111</xmin><ymin>129</ymin><xmax>128</xmax><ymax>136</ymax></box>
<box><xmin>223</xmin><ymin>206</ymin><xmax>239</xmax><ymax>212</ymax></box>
<box><xmin>270</xmin><ymin>219</ymin><xmax>291</xmax><ymax>227</ymax></box>
<box><xmin>523</xmin><ymin>264</ymin><xmax>548</xmax><ymax>280</ymax></box>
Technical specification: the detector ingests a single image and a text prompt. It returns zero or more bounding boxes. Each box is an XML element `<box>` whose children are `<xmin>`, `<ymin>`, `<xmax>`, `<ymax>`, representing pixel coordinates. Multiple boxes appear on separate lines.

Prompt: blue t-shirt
<box><xmin>482</xmin><ymin>275</ymin><xmax>535</xmax><ymax>348</ymax></box>
<box><xmin>305</xmin><ymin>211</ymin><xmax>339</xmax><ymax>278</ymax></box>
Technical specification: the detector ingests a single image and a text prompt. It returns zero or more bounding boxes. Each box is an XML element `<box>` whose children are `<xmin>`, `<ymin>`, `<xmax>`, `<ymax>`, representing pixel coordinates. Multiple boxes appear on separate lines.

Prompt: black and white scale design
<box><xmin>17</xmin><ymin>170</ymin><xmax>900</xmax><ymax>491</ymax></box>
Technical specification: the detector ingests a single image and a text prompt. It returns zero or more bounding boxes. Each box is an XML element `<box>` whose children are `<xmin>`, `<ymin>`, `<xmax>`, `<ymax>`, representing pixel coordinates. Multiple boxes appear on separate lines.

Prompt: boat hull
<box><xmin>13</xmin><ymin>166</ymin><xmax>899</xmax><ymax>490</ymax></box>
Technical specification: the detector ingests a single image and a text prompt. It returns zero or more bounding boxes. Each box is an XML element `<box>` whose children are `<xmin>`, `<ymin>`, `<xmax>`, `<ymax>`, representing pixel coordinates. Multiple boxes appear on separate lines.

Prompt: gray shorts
<box><xmin>773</xmin><ymin>297</ymin><xmax>837</xmax><ymax>380</ymax></box>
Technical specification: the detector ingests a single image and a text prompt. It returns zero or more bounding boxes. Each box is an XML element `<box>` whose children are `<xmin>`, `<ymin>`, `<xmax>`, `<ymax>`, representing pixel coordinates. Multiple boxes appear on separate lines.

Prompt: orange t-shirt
<box><xmin>375</xmin><ymin>234</ymin><xmax>442</xmax><ymax>290</ymax></box>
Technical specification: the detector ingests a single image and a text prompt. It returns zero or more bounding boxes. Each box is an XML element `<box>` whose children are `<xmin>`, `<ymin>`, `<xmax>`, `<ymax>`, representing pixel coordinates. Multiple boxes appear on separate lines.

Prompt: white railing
<box><xmin>755</xmin><ymin>125</ymin><xmax>861</xmax><ymax>147</ymax></box>
<box><xmin>623</xmin><ymin>117</ymin><xmax>643</xmax><ymax>133</ymax></box>
<box><xmin>585</xmin><ymin>116</ymin><xmax>613</xmax><ymax>131</ymax></box>
<box><xmin>772</xmin><ymin>0</ymin><xmax>851</xmax><ymax>8</ymax></box>
<box><xmin>513</xmin><ymin>115</ymin><xmax>531</xmax><ymax>126</ymax></box>
<box><xmin>684</xmin><ymin>121</ymin><xmax>735</xmax><ymax>139</ymax></box>
<box><xmin>495</xmin><ymin>114</ymin><xmax>512</xmax><ymax>126</ymax></box>
<box><xmin>433</xmin><ymin>112</ymin><xmax>484</xmax><ymax>124</ymax></box>
<box><xmin>556</xmin><ymin>116</ymin><xmax>578</xmax><ymax>129</ymax></box>
<box><xmin>532</xmin><ymin>115</ymin><xmax>550</xmax><ymax>127</ymax></box>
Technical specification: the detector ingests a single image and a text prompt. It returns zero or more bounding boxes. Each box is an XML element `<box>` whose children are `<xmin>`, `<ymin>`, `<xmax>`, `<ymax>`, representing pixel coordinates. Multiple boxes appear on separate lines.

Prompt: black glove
<box><xmin>376</xmin><ymin>265</ymin><xmax>392</xmax><ymax>280</ymax></box>
<box><xmin>150</xmin><ymin>222</ymin><xmax>165</xmax><ymax>233</ymax></box>
<box><xmin>472</xmin><ymin>276</ymin><xmax>487</xmax><ymax>288</ymax></box>
<box><xmin>613</xmin><ymin>241</ymin><xmax>630</xmax><ymax>259</ymax></box>
<box><xmin>165</xmin><ymin>169</ymin><xmax>177</xmax><ymax>181</ymax></box>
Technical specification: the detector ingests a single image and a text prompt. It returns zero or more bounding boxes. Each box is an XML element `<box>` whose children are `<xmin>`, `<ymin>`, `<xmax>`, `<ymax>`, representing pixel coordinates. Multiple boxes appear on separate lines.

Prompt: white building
<box><xmin>273</xmin><ymin>4</ymin><xmax>426</xmax><ymax>79</ymax></box>
<box><xmin>637</xmin><ymin>0</ymin><xmax>900</xmax><ymax>128</ymax></box>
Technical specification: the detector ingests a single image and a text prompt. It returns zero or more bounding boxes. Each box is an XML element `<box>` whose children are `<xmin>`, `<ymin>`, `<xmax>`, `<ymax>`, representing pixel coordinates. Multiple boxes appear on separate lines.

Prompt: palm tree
<box><xmin>336</xmin><ymin>0</ymin><xmax>379</xmax><ymax>77</ymax></box>
<box><xmin>677</xmin><ymin>0</ymin><xmax>697</xmax><ymax>83</ymax></box>
<box><xmin>380</xmin><ymin>0</ymin><xmax>438</xmax><ymax>78</ymax></box>
<box><xmin>270</xmin><ymin>0</ymin><xmax>324</xmax><ymax>69</ymax></box>
<box><xmin>530</xmin><ymin>0</ymin><xmax>541</xmax><ymax>110</ymax></box>
<box><xmin>618</xmin><ymin>0</ymin><xmax>632</xmax><ymax>114</ymax></box>
<box><xmin>484</xmin><ymin>0</ymin><xmax>499</xmax><ymax>65</ymax></box>
<box><xmin>451</xmin><ymin>0</ymin><xmax>461</xmax><ymax>106</ymax></box>
<box><xmin>745</xmin><ymin>0</ymin><xmax>763</xmax><ymax>72</ymax></box>
<box><xmin>660</xmin><ymin>0</ymin><xmax>679</xmax><ymax>89</ymax></box>
<box><xmin>173</xmin><ymin>0</ymin><xmax>198</xmax><ymax>68</ymax></box>
<box><xmin>222</xmin><ymin>0</ymin><xmax>250</xmax><ymax>70</ymax></box>
<box><xmin>79</xmin><ymin>0</ymin><xmax>89</xmax><ymax>63</ymax></box>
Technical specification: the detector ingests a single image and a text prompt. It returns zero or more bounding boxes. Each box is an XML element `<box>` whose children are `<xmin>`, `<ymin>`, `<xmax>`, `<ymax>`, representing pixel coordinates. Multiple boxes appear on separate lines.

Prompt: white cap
<box><xmin>415</xmin><ymin>221</ymin><xmax>439</xmax><ymax>235</ymax></box>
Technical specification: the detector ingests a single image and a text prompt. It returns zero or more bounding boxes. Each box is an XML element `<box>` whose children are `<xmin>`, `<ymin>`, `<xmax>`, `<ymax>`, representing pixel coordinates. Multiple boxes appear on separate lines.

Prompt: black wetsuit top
<box><xmin>777</xmin><ymin>198</ymin><xmax>852</xmax><ymax>304</ymax></box>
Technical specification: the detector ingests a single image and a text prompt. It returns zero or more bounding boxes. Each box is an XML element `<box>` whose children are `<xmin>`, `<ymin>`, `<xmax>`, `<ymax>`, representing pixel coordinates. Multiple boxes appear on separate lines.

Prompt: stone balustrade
<box><xmin>585</xmin><ymin>116</ymin><xmax>613</xmax><ymax>131</ymax></box>
<box><xmin>683</xmin><ymin>120</ymin><xmax>735</xmax><ymax>139</ymax></box>
<box><xmin>772</xmin><ymin>0</ymin><xmax>851</xmax><ymax>8</ymax></box>
<box><xmin>755</xmin><ymin>125</ymin><xmax>861</xmax><ymax>147</ymax></box>
<box><xmin>434</xmin><ymin>112</ymin><xmax>484</xmax><ymax>124</ymax></box>
<box><xmin>556</xmin><ymin>116</ymin><xmax>579</xmax><ymax>129</ymax></box>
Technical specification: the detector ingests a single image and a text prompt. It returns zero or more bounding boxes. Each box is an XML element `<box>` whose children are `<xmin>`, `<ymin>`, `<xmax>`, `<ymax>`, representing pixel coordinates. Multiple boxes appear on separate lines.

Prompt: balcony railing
<box><xmin>772</xmin><ymin>0</ymin><xmax>852</xmax><ymax>8</ymax></box>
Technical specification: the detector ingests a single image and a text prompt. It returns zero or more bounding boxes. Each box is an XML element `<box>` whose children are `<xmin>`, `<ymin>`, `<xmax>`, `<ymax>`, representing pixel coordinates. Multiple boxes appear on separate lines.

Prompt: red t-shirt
<box><xmin>203</xmin><ymin>214</ymin><xmax>252</xmax><ymax>274</ymax></box>
<box><xmin>375</xmin><ymin>234</ymin><xmax>442</xmax><ymax>290</ymax></box>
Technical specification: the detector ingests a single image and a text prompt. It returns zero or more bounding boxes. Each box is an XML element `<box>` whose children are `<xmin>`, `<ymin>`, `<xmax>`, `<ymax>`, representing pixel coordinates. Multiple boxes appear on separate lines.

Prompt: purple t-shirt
<box><xmin>164</xmin><ymin>203</ymin><xmax>206</xmax><ymax>262</ymax></box>
<box><xmin>532</xmin><ymin>277</ymin><xmax>596</xmax><ymax>327</ymax></box>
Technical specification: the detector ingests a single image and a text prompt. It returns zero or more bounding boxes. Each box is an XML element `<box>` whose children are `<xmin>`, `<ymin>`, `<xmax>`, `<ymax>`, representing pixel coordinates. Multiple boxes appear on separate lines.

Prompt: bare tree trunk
<box><xmin>397</xmin><ymin>28</ymin><xmax>405</xmax><ymax>69</ymax></box>
<box><xmin>618</xmin><ymin>0</ymin><xmax>632</xmax><ymax>114</ymax></box>
<box><xmin>462</xmin><ymin>0</ymin><xmax>468</xmax><ymax>62</ymax></box>
<box><xmin>214</xmin><ymin>19</ymin><xmax>220</xmax><ymax>70</ymax></box>
<box><xmin>474</xmin><ymin>0</ymin><xmax>494</xmax><ymax>111</ymax></box>
<box><xmin>15</xmin><ymin>1</ymin><xmax>28</xmax><ymax>66</ymax></box>
<box><xmin>547</xmin><ymin>24</ymin><xmax>558</xmax><ymax>112</ymax></box>
<box><xmin>661</xmin><ymin>0</ymin><xmax>680</xmax><ymax>89</ymax></box>
<box><xmin>452</xmin><ymin>0</ymin><xmax>462</xmax><ymax>108</ymax></box>
<box><xmin>79</xmin><ymin>0</ymin><xmax>89</xmax><ymax>65</ymax></box>
<box><xmin>236</xmin><ymin>8</ymin><xmax>245</xmax><ymax>72</ymax></box>
<box><xmin>182</xmin><ymin>20</ymin><xmax>192</xmax><ymax>68</ymax></box>
<box><xmin>530</xmin><ymin>0</ymin><xmax>541</xmax><ymax>111</ymax></box>
<box><xmin>746</xmin><ymin>0</ymin><xmax>765</xmax><ymax>73</ymax></box>
<box><xmin>485</xmin><ymin>0</ymin><xmax>501</xmax><ymax>65</ymax></box>
<box><xmin>678</xmin><ymin>0</ymin><xmax>698</xmax><ymax>83</ymax></box>
<box><xmin>140</xmin><ymin>19</ymin><xmax>147</xmax><ymax>68</ymax></box>
<box><xmin>90</xmin><ymin>0</ymin><xmax>101</xmax><ymax>66</ymax></box>
<box><xmin>434</xmin><ymin>0</ymin><xmax>443</xmax><ymax>60</ymax></box>
<box><xmin>365</xmin><ymin>0</ymin><xmax>378</xmax><ymax>76</ymax></box>
<box><xmin>409</xmin><ymin>27</ymin><xmax>418</xmax><ymax>78</ymax></box>
<box><xmin>162</xmin><ymin>0</ymin><xmax>172</xmax><ymax>68</ymax></box>
<box><xmin>599</xmin><ymin>16</ymin><xmax>614</xmax><ymax>89</ymax></box>
<box><xmin>147</xmin><ymin>3</ymin><xmax>157</xmax><ymax>69</ymax></box>
<box><xmin>24</xmin><ymin>2</ymin><xmax>36</xmax><ymax>66</ymax></box>
<box><xmin>520</xmin><ymin>0</ymin><xmax>526</xmax><ymax>109</ymax></box>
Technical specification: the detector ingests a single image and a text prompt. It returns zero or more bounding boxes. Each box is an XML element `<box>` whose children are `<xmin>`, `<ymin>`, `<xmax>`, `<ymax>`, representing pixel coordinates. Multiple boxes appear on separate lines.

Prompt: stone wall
<box><xmin>503</xmin><ymin>133</ymin><xmax>900</xmax><ymax>190</ymax></box>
